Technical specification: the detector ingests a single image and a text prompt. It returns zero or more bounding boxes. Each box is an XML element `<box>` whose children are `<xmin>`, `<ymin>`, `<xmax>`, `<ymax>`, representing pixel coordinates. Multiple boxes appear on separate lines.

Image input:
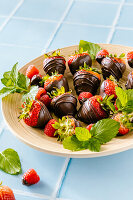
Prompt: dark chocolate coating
<box><xmin>68</xmin><ymin>54</ymin><xmax>92</xmax><ymax>75</ymax></box>
<box><xmin>51</xmin><ymin>93</ymin><xmax>77</xmax><ymax>118</ymax></box>
<box><xmin>101</xmin><ymin>57</ymin><xmax>126</xmax><ymax>81</ymax></box>
<box><xmin>96</xmin><ymin>55</ymin><xmax>105</xmax><ymax>64</ymax></box>
<box><xmin>77</xmin><ymin>99</ymin><xmax>108</xmax><ymax>124</ymax></box>
<box><xmin>45</xmin><ymin>77</ymin><xmax>69</xmax><ymax>93</ymax></box>
<box><xmin>43</xmin><ymin>57</ymin><xmax>66</xmax><ymax>75</ymax></box>
<box><xmin>125</xmin><ymin>71</ymin><xmax>133</xmax><ymax>89</ymax></box>
<box><xmin>34</xmin><ymin>103</ymin><xmax>52</xmax><ymax>128</ymax></box>
<box><xmin>128</xmin><ymin>59</ymin><xmax>133</xmax><ymax>68</ymax></box>
<box><xmin>73</xmin><ymin>71</ymin><xmax>100</xmax><ymax>95</ymax></box>
<box><xmin>31</xmin><ymin>74</ymin><xmax>42</xmax><ymax>87</ymax></box>
<box><xmin>65</xmin><ymin>115</ymin><xmax>81</xmax><ymax>127</ymax></box>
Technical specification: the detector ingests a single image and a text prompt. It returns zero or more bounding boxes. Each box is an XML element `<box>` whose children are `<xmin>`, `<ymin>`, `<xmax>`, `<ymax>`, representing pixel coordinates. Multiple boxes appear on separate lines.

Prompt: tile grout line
<box><xmin>0</xmin><ymin>0</ymin><xmax>24</xmax><ymax>32</ymax></box>
<box><xmin>106</xmin><ymin>0</ymin><xmax>125</xmax><ymax>44</ymax></box>
<box><xmin>41</xmin><ymin>0</ymin><xmax>74</xmax><ymax>54</ymax></box>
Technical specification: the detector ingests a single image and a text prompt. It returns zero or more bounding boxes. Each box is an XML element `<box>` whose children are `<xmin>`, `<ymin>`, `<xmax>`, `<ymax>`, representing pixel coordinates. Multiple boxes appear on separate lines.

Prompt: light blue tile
<box><xmin>48</xmin><ymin>24</ymin><xmax>110</xmax><ymax>51</ymax></box>
<box><xmin>64</xmin><ymin>1</ymin><xmax>119</xmax><ymax>25</ymax></box>
<box><xmin>126</xmin><ymin>0</ymin><xmax>133</xmax><ymax>3</ymax></box>
<box><xmin>15</xmin><ymin>0</ymin><xmax>70</xmax><ymax>21</ymax></box>
<box><xmin>111</xmin><ymin>29</ymin><xmax>133</xmax><ymax>47</ymax></box>
<box><xmin>14</xmin><ymin>194</ymin><xmax>46</xmax><ymax>200</ymax></box>
<box><xmin>59</xmin><ymin>150</ymin><xmax>133</xmax><ymax>200</ymax></box>
<box><xmin>117</xmin><ymin>5</ymin><xmax>133</xmax><ymax>28</ymax></box>
<box><xmin>0</xmin><ymin>129</ymin><xmax>65</xmax><ymax>196</ymax></box>
<box><xmin>0</xmin><ymin>17</ymin><xmax>6</xmax><ymax>26</ymax></box>
<box><xmin>0</xmin><ymin>19</ymin><xmax>57</xmax><ymax>48</ymax></box>
<box><xmin>0</xmin><ymin>0</ymin><xmax>20</xmax><ymax>15</ymax></box>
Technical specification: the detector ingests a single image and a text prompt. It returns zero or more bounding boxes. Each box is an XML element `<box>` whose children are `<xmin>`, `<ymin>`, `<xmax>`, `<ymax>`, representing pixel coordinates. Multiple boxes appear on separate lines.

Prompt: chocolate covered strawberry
<box><xmin>78</xmin><ymin>92</ymin><xmax>93</xmax><ymax>104</ymax></box>
<box><xmin>96</xmin><ymin>49</ymin><xmax>109</xmax><ymax>64</ymax></box>
<box><xmin>100</xmin><ymin>76</ymin><xmax>118</xmax><ymax>99</ymax></box>
<box><xmin>43</xmin><ymin>72</ymin><xmax>69</xmax><ymax>93</ymax></box>
<box><xmin>31</xmin><ymin>74</ymin><xmax>43</xmax><ymax>87</ymax></box>
<box><xmin>73</xmin><ymin>64</ymin><xmax>101</xmax><ymax>95</ymax></box>
<box><xmin>50</xmin><ymin>87</ymin><xmax>77</xmax><ymax>118</ymax></box>
<box><xmin>125</xmin><ymin>70</ymin><xmax>133</xmax><ymax>89</ymax></box>
<box><xmin>0</xmin><ymin>184</ymin><xmax>15</xmax><ymax>200</ymax></box>
<box><xmin>68</xmin><ymin>48</ymin><xmax>92</xmax><ymax>75</ymax></box>
<box><xmin>43</xmin><ymin>50</ymin><xmax>66</xmax><ymax>75</ymax></box>
<box><xmin>127</xmin><ymin>51</ymin><xmax>133</xmax><ymax>68</ymax></box>
<box><xmin>77</xmin><ymin>95</ymin><xmax>108</xmax><ymax>124</ymax></box>
<box><xmin>19</xmin><ymin>98</ymin><xmax>52</xmax><ymax>127</ymax></box>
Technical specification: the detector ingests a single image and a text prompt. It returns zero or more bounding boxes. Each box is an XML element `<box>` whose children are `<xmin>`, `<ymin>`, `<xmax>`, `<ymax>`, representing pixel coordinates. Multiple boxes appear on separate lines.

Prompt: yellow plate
<box><xmin>2</xmin><ymin>44</ymin><xmax>133</xmax><ymax>158</ymax></box>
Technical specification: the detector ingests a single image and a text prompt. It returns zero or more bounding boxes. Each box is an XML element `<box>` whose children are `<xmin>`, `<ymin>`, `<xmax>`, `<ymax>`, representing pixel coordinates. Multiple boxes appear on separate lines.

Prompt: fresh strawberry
<box><xmin>113</xmin><ymin>113</ymin><xmax>129</xmax><ymax>135</ymax></box>
<box><xmin>114</xmin><ymin>101</ymin><xmax>118</xmax><ymax>111</ymax></box>
<box><xmin>22</xmin><ymin>168</ymin><xmax>40</xmax><ymax>186</ymax></box>
<box><xmin>43</xmin><ymin>73</ymin><xmax>63</xmax><ymax>89</ymax></box>
<box><xmin>78</xmin><ymin>92</ymin><xmax>93</xmax><ymax>104</ymax></box>
<box><xmin>0</xmin><ymin>184</ymin><xmax>15</xmax><ymax>200</ymax></box>
<box><xmin>68</xmin><ymin>48</ymin><xmax>92</xmax><ymax>75</ymax></box>
<box><xmin>127</xmin><ymin>51</ymin><xmax>133</xmax><ymax>68</ymax></box>
<box><xmin>26</xmin><ymin>65</ymin><xmax>39</xmax><ymax>79</ymax></box>
<box><xmin>39</xmin><ymin>94</ymin><xmax>51</xmax><ymax>107</ymax></box>
<box><xmin>44</xmin><ymin>119</ymin><xmax>57</xmax><ymax>137</ymax></box>
<box><xmin>35</xmin><ymin>87</ymin><xmax>47</xmax><ymax>100</ymax></box>
<box><xmin>19</xmin><ymin>99</ymin><xmax>52</xmax><ymax>127</ymax></box>
<box><xmin>86</xmin><ymin>124</ymin><xmax>94</xmax><ymax>132</ymax></box>
<box><xmin>96</xmin><ymin>49</ymin><xmax>109</xmax><ymax>64</ymax></box>
<box><xmin>100</xmin><ymin>76</ymin><xmax>118</xmax><ymax>99</ymax></box>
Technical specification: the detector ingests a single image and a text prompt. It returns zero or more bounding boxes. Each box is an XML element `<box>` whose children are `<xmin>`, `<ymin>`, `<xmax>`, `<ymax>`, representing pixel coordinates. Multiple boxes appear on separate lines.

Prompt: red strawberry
<box><xmin>127</xmin><ymin>51</ymin><xmax>133</xmax><ymax>68</ymax></box>
<box><xmin>44</xmin><ymin>74</ymin><xmax>63</xmax><ymax>89</ymax></box>
<box><xmin>86</xmin><ymin>124</ymin><xmax>94</xmax><ymax>132</ymax></box>
<box><xmin>26</xmin><ymin>65</ymin><xmax>39</xmax><ymax>79</ymax></box>
<box><xmin>0</xmin><ymin>184</ymin><xmax>15</xmax><ymax>200</ymax></box>
<box><xmin>96</xmin><ymin>49</ymin><xmax>109</xmax><ymax>64</ymax></box>
<box><xmin>44</xmin><ymin>119</ymin><xmax>57</xmax><ymax>137</ymax></box>
<box><xmin>100</xmin><ymin>77</ymin><xmax>118</xmax><ymax>99</ymax></box>
<box><xmin>39</xmin><ymin>94</ymin><xmax>51</xmax><ymax>107</ymax></box>
<box><xmin>114</xmin><ymin>101</ymin><xmax>118</xmax><ymax>111</ymax></box>
<box><xmin>113</xmin><ymin>113</ymin><xmax>129</xmax><ymax>135</ymax></box>
<box><xmin>22</xmin><ymin>168</ymin><xmax>40</xmax><ymax>186</ymax></box>
<box><xmin>78</xmin><ymin>92</ymin><xmax>93</xmax><ymax>104</ymax></box>
<box><xmin>19</xmin><ymin>99</ymin><xmax>52</xmax><ymax>127</ymax></box>
<box><xmin>35</xmin><ymin>87</ymin><xmax>47</xmax><ymax>100</ymax></box>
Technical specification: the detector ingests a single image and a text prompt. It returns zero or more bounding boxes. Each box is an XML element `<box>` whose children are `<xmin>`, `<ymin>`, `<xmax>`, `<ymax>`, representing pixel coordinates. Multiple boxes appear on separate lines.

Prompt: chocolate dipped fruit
<box><xmin>30</xmin><ymin>74</ymin><xmax>43</xmax><ymax>87</ymax></box>
<box><xmin>127</xmin><ymin>51</ymin><xmax>133</xmax><ymax>68</ymax></box>
<box><xmin>43</xmin><ymin>50</ymin><xmax>66</xmax><ymax>75</ymax></box>
<box><xmin>68</xmin><ymin>48</ymin><xmax>92</xmax><ymax>75</ymax></box>
<box><xmin>96</xmin><ymin>49</ymin><xmax>109</xmax><ymax>64</ymax></box>
<box><xmin>50</xmin><ymin>87</ymin><xmax>77</xmax><ymax>118</ymax></box>
<box><xmin>73</xmin><ymin>63</ymin><xmax>101</xmax><ymax>95</ymax></box>
<box><xmin>125</xmin><ymin>70</ymin><xmax>133</xmax><ymax>89</ymax></box>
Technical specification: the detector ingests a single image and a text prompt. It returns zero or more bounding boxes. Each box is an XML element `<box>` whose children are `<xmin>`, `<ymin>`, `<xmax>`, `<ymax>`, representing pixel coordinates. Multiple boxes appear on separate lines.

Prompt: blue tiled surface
<box><xmin>0</xmin><ymin>0</ymin><xmax>133</xmax><ymax>200</ymax></box>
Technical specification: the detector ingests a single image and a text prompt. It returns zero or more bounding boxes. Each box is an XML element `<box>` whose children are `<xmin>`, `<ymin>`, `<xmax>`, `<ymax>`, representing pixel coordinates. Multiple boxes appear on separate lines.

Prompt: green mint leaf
<box><xmin>22</xmin><ymin>86</ymin><xmax>38</xmax><ymax>102</ymax></box>
<box><xmin>10</xmin><ymin>63</ymin><xmax>19</xmax><ymax>84</ymax></box>
<box><xmin>119</xmin><ymin>53</ymin><xmax>125</xmax><ymax>58</ymax></box>
<box><xmin>17</xmin><ymin>72</ymin><xmax>30</xmax><ymax>90</ymax></box>
<box><xmin>63</xmin><ymin>135</ymin><xmax>84</xmax><ymax>151</ymax></box>
<box><xmin>79</xmin><ymin>40</ymin><xmax>102</xmax><ymax>60</ymax></box>
<box><xmin>90</xmin><ymin>119</ymin><xmax>120</xmax><ymax>144</ymax></box>
<box><xmin>1</xmin><ymin>78</ymin><xmax>14</xmax><ymax>87</ymax></box>
<box><xmin>114</xmin><ymin>54</ymin><xmax>117</xmax><ymax>57</ymax></box>
<box><xmin>121</xmin><ymin>100</ymin><xmax>133</xmax><ymax>113</ymax></box>
<box><xmin>0</xmin><ymin>148</ymin><xmax>21</xmax><ymax>175</ymax></box>
<box><xmin>87</xmin><ymin>138</ymin><xmax>101</xmax><ymax>152</ymax></box>
<box><xmin>125</xmin><ymin>89</ymin><xmax>133</xmax><ymax>102</ymax></box>
<box><xmin>115</xmin><ymin>87</ymin><xmax>127</xmax><ymax>107</ymax></box>
<box><xmin>75</xmin><ymin>127</ymin><xmax>91</xmax><ymax>141</ymax></box>
<box><xmin>0</xmin><ymin>87</ymin><xmax>16</xmax><ymax>98</ymax></box>
<box><xmin>116</xmin><ymin>98</ymin><xmax>122</xmax><ymax>110</ymax></box>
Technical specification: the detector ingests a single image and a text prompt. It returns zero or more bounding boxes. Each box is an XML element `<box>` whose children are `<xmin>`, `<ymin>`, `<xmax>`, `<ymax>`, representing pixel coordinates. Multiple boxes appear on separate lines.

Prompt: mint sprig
<box><xmin>22</xmin><ymin>85</ymin><xmax>39</xmax><ymax>103</ymax></box>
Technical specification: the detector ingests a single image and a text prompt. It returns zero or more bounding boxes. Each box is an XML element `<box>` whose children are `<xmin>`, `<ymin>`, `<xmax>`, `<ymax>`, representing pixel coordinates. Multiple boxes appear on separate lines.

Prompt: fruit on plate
<box><xmin>26</xmin><ymin>65</ymin><xmax>39</xmax><ymax>79</ymax></box>
<box><xmin>0</xmin><ymin>184</ymin><xmax>15</xmax><ymax>200</ymax></box>
<box><xmin>30</xmin><ymin>74</ymin><xmax>43</xmax><ymax>87</ymax></box>
<box><xmin>86</xmin><ymin>123</ymin><xmax>94</xmax><ymax>131</ymax></box>
<box><xmin>52</xmin><ymin>116</ymin><xmax>81</xmax><ymax>141</ymax></box>
<box><xmin>127</xmin><ymin>51</ymin><xmax>133</xmax><ymax>68</ymax></box>
<box><xmin>43</xmin><ymin>72</ymin><xmax>69</xmax><ymax>93</ymax></box>
<box><xmin>77</xmin><ymin>95</ymin><xmax>108</xmax><ymax>124</ymax></box>
<box><xmin>35</xmin><ymin>87</ymin><xmax>47</xmax><ymax>100</ymax></box>
<box><xmin>125</xmin><ymin>70</ymin><xmax>133</xmax><ymax>89</ymax></box>
<box><xmin>19</xmin><ymin>99</ymin><xmax>52</xmax><ymax>127</ymax></box>
<box><xmin>68</xmin><ymin>48</ymin><xmax>92</xmax><ymax>75</ymax></box>
<box><xmin>43</xmin><ymin>50</ymin><xmax>66</xmax><ymax>75</ymax></box>
<box><xmin>100</xmin><ymin>56</ymin><xmax>126</xmax><ymax>81</ymax></box>
<box><xmin>39</xmin><ymin>94</ymin><xmax>51</xmax><ymax>107</ymax></box>
<box><xmin>96</xmin><ymin>49</ymin><xmax>109</xmax><ymax>64</ymax></box>
<box><xmin>100</xmin><ymin>76</ymin><xmax>118</xmax><ymax>99</ymax></box>
<box><xmin>78</xmin><ymin>92</ymin><xmax>93</xmax><ymax>104</ymax></box>
<box><xmin>73</xmin><ymin>63</ymin><xmax>101</xmax><ymax>95</ymax></box>
<box><xmin>22</xmin><ymin>168</ymin><xmax>40</xmax><ymax>186</ymax></box>
<box><xmin>44</xmin><ymin>119</ymin><xmax>57</xmax><ymax>137</ymax></box>
<box><xmin>50</xmin><ymin>87</ymin><xmax>77</xmax><ymax>118</ymax></box>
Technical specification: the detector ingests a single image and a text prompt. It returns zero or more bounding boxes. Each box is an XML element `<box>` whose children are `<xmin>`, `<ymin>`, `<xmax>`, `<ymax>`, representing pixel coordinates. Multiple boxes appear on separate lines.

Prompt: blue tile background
<box><xmin>0</xmin><ymin>0</ymin><xmax>133</xmax><ymax>199</ymax></box>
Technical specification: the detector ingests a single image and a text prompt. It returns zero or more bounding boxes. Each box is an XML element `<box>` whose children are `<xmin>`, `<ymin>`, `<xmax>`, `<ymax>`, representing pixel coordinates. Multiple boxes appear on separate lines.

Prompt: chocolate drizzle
<box><xmin>125</xmin><ymin>71</ymin><xmax>133</xmax><ymax>89</ymax></box>
<box><xmin>51</xmin><ymin>93</ymin><xmax>77</xmax><ymax>118</ymax></box>
<box><xmin>101</xmin><ymin>57</ymin><xmax>126</xmax><ymax>81</ymax></box>
<box><xmin>43</xmin><ymin>57</ymin><xmax>66</xmax><ymax>75</ymax></box>
<box><xmin>128</xmin><ymin>59</ymin><xmax>133</xmax><ymax>68</ymax></box>
<box><xmin>45</xmin><ymin>77</ymin><xmax>69</xmax><ymax>93</ymax></box>
<box><xmin>73</xmin><ymin>71</ymin><xmax>100</xmax><ymax>95</ymax></box>
<box><xmin>68</xmin><ymin>54</ymin><xmax>92</xmax><ymax>75</ymax></box>
<box><xmin>31</xmin><ymin>74</ymin><xmax>42</xmax><ymax>87</ymax></box>
<box><xmin>77</xmin><ymin>99</ymin><xmax>108</xmax><ymax>124</ymax></box>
